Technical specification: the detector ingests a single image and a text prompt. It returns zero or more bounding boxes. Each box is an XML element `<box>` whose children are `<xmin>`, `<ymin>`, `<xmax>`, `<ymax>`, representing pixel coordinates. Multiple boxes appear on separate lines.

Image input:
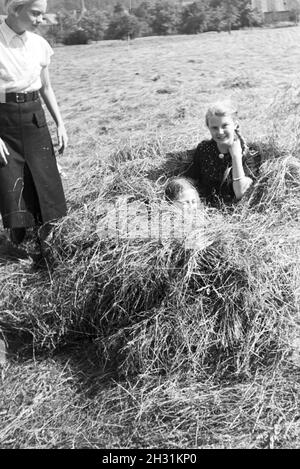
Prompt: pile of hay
<box><xmin>0</xmin><ymin>140</ymin><xmax>299</xmax><ymax>380</ymax></box>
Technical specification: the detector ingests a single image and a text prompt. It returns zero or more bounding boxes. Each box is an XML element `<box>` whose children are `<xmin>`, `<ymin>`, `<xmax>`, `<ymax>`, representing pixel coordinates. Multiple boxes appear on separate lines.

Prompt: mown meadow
<box><xmin>0</xmin><ymin>26</ymin><xmax>299</xmax><ymax>449</ymax></box>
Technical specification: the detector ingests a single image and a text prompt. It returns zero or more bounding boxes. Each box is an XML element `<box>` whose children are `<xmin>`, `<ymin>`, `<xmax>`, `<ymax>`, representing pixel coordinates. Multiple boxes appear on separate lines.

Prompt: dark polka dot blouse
<box><xmin>185</xmin><ymin>138</ymin><xmax>261</xmax><ymax>205</ymax></box>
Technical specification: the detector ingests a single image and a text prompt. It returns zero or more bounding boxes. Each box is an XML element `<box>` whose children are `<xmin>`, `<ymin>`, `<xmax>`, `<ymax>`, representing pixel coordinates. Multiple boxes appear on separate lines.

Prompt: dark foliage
<box><xmin>41</xmin><ymin>0</ymin><xmax>266</xmax><ymax>44</ymax></box>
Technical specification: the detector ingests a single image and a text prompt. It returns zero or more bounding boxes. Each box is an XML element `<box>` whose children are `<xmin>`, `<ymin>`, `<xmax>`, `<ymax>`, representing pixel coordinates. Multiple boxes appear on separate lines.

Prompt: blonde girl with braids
<box><xmin>185</xmin><ymin>100</ymin><xmax>260</xmax><ymax>205</ymax></box>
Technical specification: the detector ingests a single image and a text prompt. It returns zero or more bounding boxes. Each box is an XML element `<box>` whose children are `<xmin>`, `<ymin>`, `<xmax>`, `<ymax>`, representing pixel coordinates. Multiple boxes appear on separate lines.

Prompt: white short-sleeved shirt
<box><xmin>0</xmin><ymin>20</ymin><xmax>53</xmax><ymax>95</ymax></box>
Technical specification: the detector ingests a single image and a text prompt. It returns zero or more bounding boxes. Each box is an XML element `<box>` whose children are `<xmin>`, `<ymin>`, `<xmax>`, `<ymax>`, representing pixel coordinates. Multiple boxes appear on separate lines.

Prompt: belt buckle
<box><xmin>15</xmin><ymin>93</ymin><xmax>25</xmax><ymax>103</ymax></box>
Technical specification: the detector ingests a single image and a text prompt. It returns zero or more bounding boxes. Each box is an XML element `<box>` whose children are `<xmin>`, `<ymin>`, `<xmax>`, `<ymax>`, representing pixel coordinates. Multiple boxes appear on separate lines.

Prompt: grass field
<box><xmin>0</xmin><ymin>26</ymin><xmax>299</xmax><ymax>449</ymax></box>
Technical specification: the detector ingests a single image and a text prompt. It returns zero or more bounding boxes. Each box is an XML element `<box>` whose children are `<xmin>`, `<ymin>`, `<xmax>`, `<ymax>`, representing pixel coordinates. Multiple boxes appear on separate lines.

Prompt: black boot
<box><xmin>9</xmin><ymin>228</ymin><xmax>26</xmax><ymax>246</ymax></box>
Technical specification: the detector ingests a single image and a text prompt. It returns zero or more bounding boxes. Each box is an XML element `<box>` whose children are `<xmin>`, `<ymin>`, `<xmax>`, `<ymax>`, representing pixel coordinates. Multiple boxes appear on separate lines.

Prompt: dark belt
<box><xmin>4</xmin><ymin>90</ymin><xmax>40</xmax><ymax>103</ymax></box>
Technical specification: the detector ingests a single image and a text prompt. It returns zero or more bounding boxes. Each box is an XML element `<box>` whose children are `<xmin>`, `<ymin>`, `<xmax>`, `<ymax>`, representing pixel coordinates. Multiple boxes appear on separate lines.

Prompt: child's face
<box><xmin>207</xmin><ymin>114</ymin><xmax>236</xmax><ymax>147</ymax></box>
<box><xmin>175</xmin><ymin>187</ymin><xmax>200</xmax><ymax>210</ymax></box>
<box><xmin>15</xmin><ymin>0</ymin><xmax>47</xmax><ymax>33</ymax></box>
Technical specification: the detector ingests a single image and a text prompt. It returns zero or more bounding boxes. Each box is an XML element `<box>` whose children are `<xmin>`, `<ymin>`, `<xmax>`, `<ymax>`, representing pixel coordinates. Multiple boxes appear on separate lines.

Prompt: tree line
<box><xmin>44</xmin><ymin>0</ymin><xmax>297</xmax><ymax>45</ymax></box>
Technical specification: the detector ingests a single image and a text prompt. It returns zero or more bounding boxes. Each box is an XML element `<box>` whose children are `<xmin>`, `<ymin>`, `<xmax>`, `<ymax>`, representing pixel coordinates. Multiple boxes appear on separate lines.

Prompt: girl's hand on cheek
<box><xmin>228</xmin><ymin>135</ymin><xmax>242</xmax><ymax>160</ymax></box>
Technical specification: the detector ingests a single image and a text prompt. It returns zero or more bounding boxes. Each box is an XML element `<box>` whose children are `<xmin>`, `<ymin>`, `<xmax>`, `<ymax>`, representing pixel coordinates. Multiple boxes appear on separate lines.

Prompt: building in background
<box><xmin>251</xmin><ymin>0</ymin><xmax>300</xmax><ymax>23</ymax></box>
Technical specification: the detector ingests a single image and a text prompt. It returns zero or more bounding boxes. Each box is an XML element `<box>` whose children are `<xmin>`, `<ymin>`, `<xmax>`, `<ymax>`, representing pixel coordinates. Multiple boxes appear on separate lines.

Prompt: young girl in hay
<box><xmin>182</xmin><ymin>100</ymin><xmax>260</xmax><ymax>206</ymax></box>
<box><xmin>0</xmin><ymin>0</ymin><xmax>67</xmax><ymax>251</ymax></box>
<box><xmin>165</xmin><ymin>177</ymin><xmax>201</xmax><ymax>210</ymax></box>
<box><xmin>164</xmin><ymin>177</ymin><xmax>223</xmax><ymax>249</ymax></box>
<box><xmin>164</xmin><ymin>101</ymin><xmax>261</xmax><ymax>247</ymax></box>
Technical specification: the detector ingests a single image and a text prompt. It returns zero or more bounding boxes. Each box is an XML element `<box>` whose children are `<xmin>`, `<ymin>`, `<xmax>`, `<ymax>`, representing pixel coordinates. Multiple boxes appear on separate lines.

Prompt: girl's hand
<box><xmin>57</xmin><ymin>124</ymin><xmax>68</xmax><ymax>155</ymax></box>
<box><xmin>228</xmin><ymin>133</ymin><xmax>243</xmax><ymax>160</ymax></box>
<box><xmin>0</xmin><ymin>138</ymin><xmax>9</xmax><ymax>166</ymax></box>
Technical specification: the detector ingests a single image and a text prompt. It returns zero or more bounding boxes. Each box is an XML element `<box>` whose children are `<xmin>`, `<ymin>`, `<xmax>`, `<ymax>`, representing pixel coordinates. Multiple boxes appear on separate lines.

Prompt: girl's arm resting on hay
<box><xmin>230</xmin><ymin>138</ymin><xmax>253</xmax><ymax>200</ymax></box>
<box><xmin>40</xmin><ymin>67</ymin><xmax>68</xmax><ymax>154</ymax></box>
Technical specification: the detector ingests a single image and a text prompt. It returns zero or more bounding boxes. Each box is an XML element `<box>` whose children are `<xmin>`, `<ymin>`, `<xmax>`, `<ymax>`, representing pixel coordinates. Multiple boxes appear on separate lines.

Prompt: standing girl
<box><xmin>0</xmin><ymin>0</ymin><xmax>67</xmax><ymax>247</ymax></box>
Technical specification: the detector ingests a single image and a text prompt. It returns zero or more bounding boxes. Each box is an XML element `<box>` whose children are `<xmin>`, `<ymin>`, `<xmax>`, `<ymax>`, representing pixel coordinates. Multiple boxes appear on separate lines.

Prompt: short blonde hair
<box><xmin>5</xmin><ymin>0</ymin><xmax>40</xmax><ymax>14</ymax></box>
<box><xmin>205</xmin><ymin>100</ymin><xmax>238</xmax><ymax>127</ymax></box>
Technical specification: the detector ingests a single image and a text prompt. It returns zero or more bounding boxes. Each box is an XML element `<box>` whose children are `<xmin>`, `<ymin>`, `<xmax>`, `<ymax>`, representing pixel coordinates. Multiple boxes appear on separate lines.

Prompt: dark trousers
<box><xmin>0</xmin><ymin>99</ymin><xmax>67</xmax><ymax>229</ymax></box>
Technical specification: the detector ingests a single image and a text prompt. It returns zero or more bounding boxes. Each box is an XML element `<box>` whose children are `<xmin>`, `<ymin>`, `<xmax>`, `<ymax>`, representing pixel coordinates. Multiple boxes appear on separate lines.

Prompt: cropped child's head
<box><xmin>165</xmin><ymin>177</ymin><xmax>200</xmax><ymax>209</ymax></box>
<box><xmin>205</xmin><ymin>100</ymin><xmax>239</xmax><ymax>147</ymax></box>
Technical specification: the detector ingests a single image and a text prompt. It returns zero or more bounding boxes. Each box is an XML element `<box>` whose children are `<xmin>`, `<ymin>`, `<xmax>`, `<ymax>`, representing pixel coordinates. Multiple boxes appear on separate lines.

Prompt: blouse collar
<box><xmin>210</xmin><ymin>136</ymin><xmax>248</xmax><ymax>156</ymax></box>
<box><xmin>0</xmin><ymin>20</ymin><xmax>28</xmax><ymax>45</ymax></box>
<box><xmin>210</xmin><ymin>139</ymin><xmax>231</xmax><ymax>163</ymax></box>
